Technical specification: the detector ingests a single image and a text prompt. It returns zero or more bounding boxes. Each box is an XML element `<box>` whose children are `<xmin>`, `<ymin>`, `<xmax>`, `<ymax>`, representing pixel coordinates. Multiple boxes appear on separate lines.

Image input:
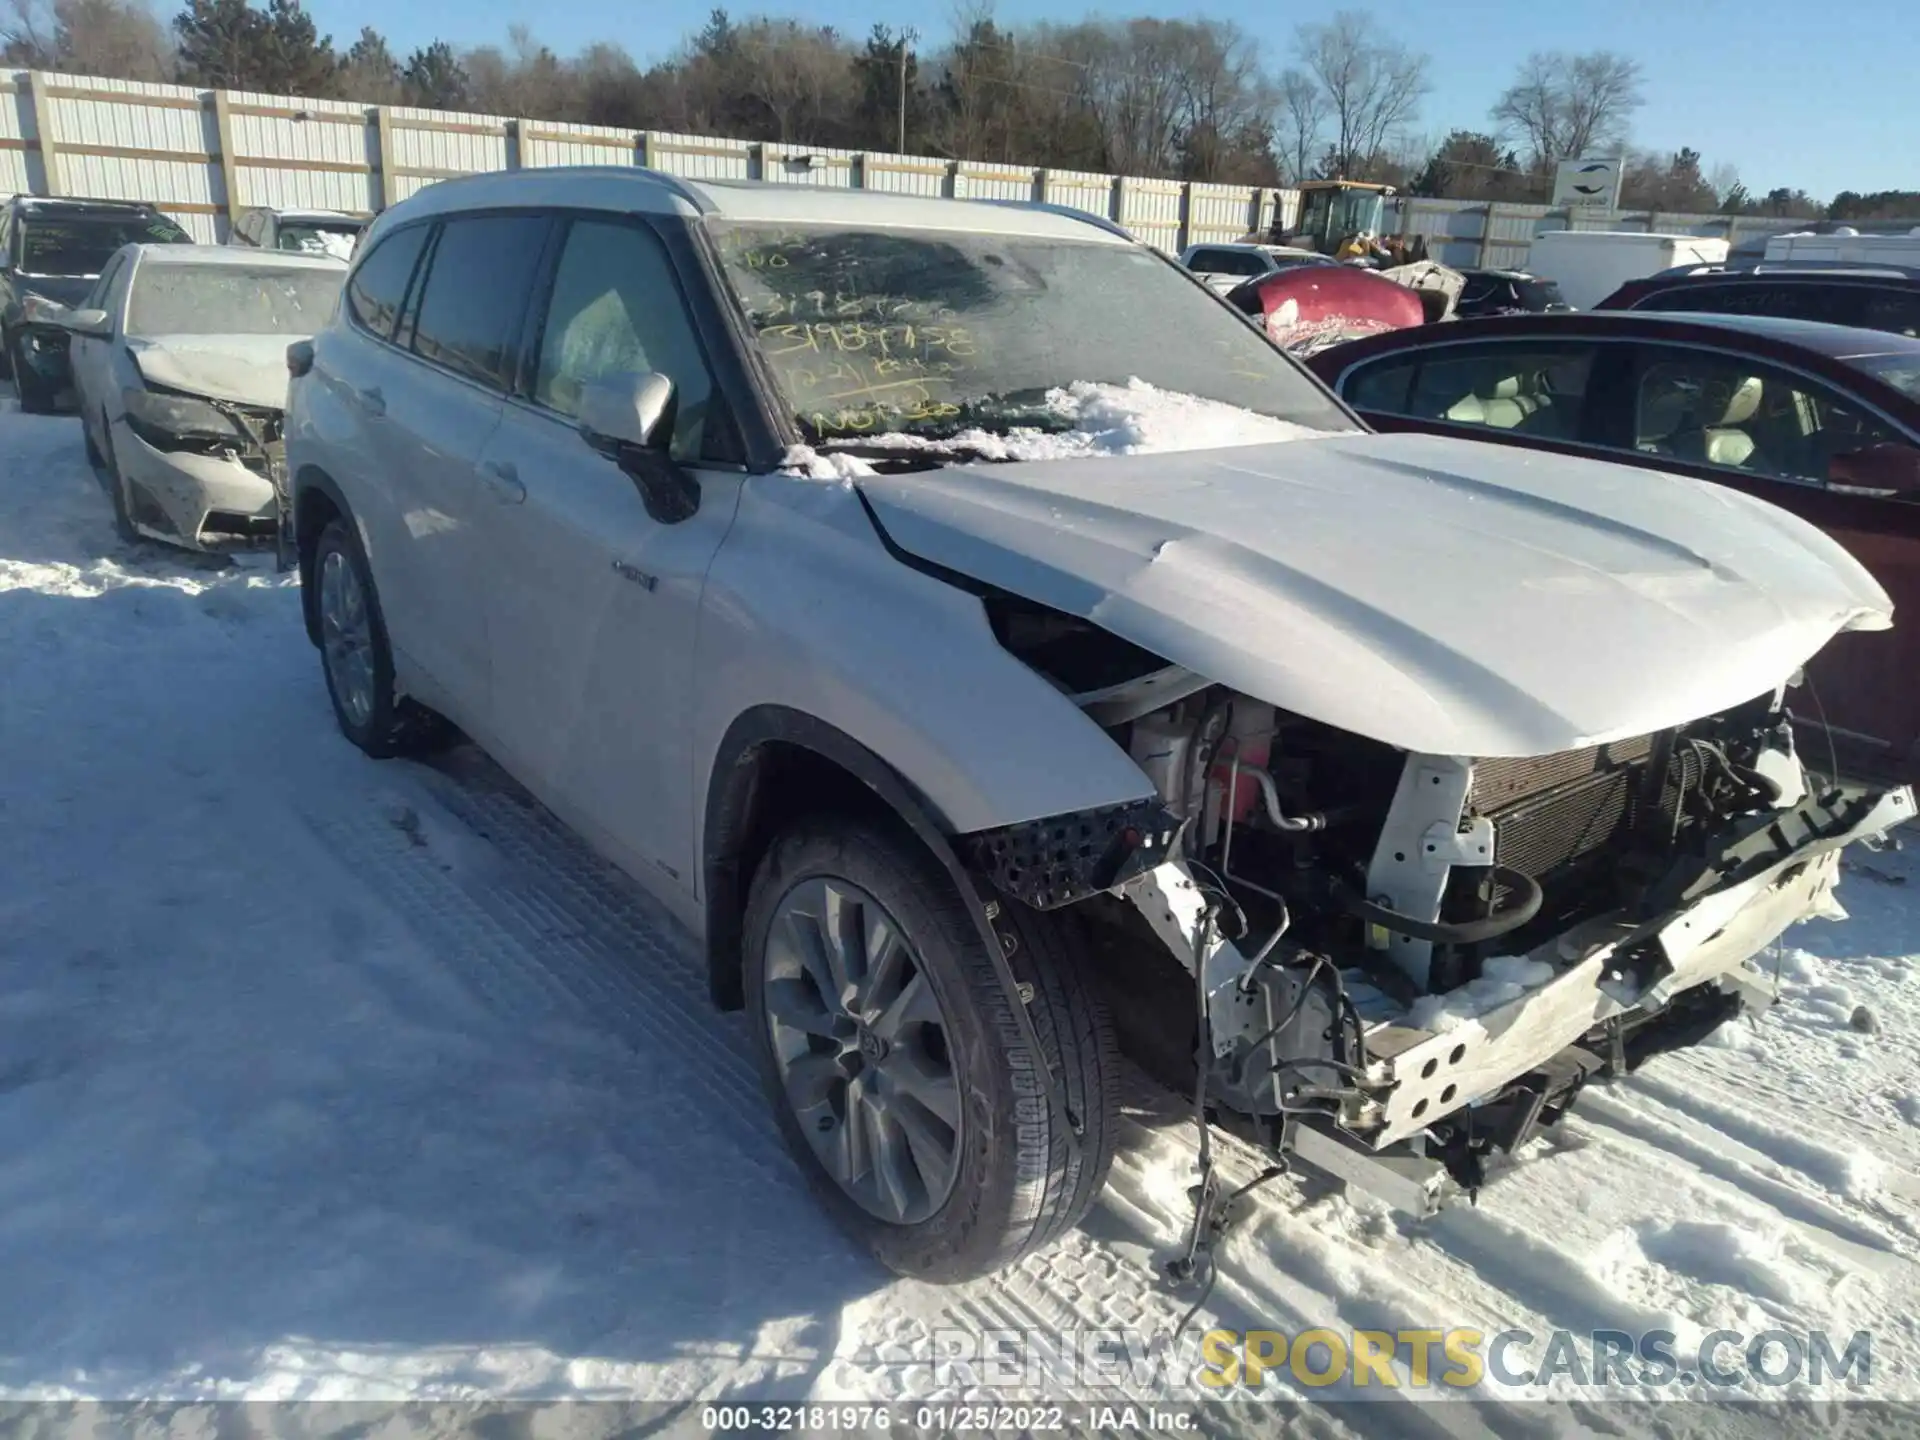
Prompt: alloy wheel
<box><xmin>318</xmin><ymin>546</ymin><xmax>375</xmax><ymax>729</ymax></box>
<box><xmin>764</xmin><ymin>877</ymin><xmax>963</xmax><ymax>1224</ymax></box>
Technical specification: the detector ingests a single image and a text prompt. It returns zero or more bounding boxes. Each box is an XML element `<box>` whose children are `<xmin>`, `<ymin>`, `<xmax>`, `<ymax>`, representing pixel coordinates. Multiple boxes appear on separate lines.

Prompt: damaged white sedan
<box><xmin>287</xmin><ymin>171</ymin><xmax>1914</xmax><ymax>1286</ymax></box>
<box><xmin>64</xmin><ymin>244</ymin><xmax>343</xmax><ymax>550</ymax></box>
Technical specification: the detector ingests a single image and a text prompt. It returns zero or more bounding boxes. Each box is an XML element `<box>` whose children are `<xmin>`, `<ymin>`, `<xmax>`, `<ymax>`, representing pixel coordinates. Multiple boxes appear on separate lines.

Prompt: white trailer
<box><xmin>1763</xmin><ymin>229</ymin><xmax>1920</xmax><ymax>268</ymax></box>
<box><xmin>1525</xmin><ymin>230</ymin><xmax>1730</xmax><ymax>310</ymax></box>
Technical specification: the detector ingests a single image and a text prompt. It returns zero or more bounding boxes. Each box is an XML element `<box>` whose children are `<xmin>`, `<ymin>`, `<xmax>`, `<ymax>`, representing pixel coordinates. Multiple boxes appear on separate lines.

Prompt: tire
<box><xmin>744</xmin><ymin>818</ymin><xmax>1117</xmax><ymax>1283</ymax></box>
<box><xmin>311</xmin><ymin>515</ymin><xmax>455</xmax><ymax>759</ymax></box>
<box><xmin>0</xmin><ymin>327</ymin><xmax>12</xmax><ymax>382</ymax></box>
<box><xmin>10</xmin><ymin>334</ymin><xmax>52</xmax><ymax>414</ymax></box>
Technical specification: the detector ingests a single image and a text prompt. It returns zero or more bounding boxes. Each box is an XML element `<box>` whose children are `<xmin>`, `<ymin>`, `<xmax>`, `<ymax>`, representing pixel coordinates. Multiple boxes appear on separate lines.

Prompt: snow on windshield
<box><xmin>127</xmin><ymin>264</ymin><xmax>344</xmax><ymax>337</ymax></box>
<box><xmin>781</xmin><ymin>378</ymin><xmax>1330</xmax><ymax>478</ymax></box>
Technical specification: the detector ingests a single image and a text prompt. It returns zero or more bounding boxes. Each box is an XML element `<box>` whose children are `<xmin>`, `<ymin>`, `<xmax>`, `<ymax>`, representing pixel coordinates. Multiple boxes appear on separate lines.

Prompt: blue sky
<box><xmin>300</xmin><ymin>0</ymin><xmax>1912</xmax><ymax>200</ymax></box>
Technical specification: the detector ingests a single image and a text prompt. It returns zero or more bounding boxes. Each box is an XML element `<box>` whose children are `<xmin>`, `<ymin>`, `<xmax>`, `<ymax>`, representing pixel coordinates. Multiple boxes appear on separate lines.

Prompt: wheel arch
<box><xmin>292</xmin><ymin>464</ymin><xmax>350</xmax><ymax>646</ymax></box>
<box><xmin>702</xmin><ymin>705</ymin><xmax>976</xmax><ymax>1012</ymax></box>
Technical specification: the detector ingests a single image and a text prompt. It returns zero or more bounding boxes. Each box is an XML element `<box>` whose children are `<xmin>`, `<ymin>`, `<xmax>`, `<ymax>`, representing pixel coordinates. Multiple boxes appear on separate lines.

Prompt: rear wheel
<box><xmin>312</xmin><ymin>516</ymin><xmax>455</xmax><ymax>758</ymax></box>
<box><xmin>744</xmin><ymin>818</ymin><xmax>1117</xmax><ymax>1282</ymax></box>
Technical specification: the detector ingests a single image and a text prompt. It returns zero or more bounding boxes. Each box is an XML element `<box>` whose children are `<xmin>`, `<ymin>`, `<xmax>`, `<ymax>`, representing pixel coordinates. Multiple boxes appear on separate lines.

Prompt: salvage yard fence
<box><xmin>2</xmin><ymin>69</ymin><xmax>1817</xmax><ymax>262</ymax></box>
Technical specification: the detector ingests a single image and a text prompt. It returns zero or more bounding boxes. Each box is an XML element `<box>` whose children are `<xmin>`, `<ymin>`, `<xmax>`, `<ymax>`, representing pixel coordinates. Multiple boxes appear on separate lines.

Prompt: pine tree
<box><xmin>258</xmin><ymin>0</ymin><xmax>333</xmax><ymax>94</ymax></box>
<box><xmin>403</xmin><ymin>40</ymin><xmax>469</xmax><ymax>110</ymax></box>
<box><xmin>172</xmin><ymin>0</ymin><xmax>266</xmax><ymax>88</ymax></box>
<box><xmin>339</xmin><ymin>26</ymin><xmax>402</xmax><ymax>103</ymax></box>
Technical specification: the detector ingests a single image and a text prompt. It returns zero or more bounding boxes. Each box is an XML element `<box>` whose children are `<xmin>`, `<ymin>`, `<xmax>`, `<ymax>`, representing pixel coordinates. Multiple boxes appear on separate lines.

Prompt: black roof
<box><xmin>1428</xmin><ymin>308</ymin><xmax>1920</xmax><ymax>361</ymax></box>
<box><xmin>1644</xmin><ymin>263</ymin><xmax>1920</xmax><ymax>286</ymax></box>
<box><xmin>7</xmin><ymin>194</ymin><xmax>167</xmax><ymax>215</ymax></box>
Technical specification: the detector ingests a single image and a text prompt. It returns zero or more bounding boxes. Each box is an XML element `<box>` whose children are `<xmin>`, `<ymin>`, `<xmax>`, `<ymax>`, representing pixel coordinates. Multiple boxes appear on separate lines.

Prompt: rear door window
<box><xmin>345</xmin><ymin>224</ymin><xmax>429</xmax><ymax>341</ymax></box>
<box><xmin>1632</xmin><ymin>344</ymin><xmax>1909</xmax><ymax>486</ymax></box>
<box><xmin>408</xmin><ymin>215</ymin><xmax>550</xmax><ymax>389</ymax></box>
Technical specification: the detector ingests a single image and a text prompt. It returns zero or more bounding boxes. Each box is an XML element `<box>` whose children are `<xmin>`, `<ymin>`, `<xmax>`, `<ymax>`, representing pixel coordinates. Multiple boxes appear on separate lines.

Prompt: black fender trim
<box><xmin>703</xmin><ymin>704</ymin><xmax>1084</xmax><ymax>1142</ymax></box>
<box><xmin>291</xmin><ymin>464</ymin><xmax>352</xmax><ymax>647</ymax></box>
<box><xmin>703</xmin><ymin>704</ymin><xmax>960</xmax><ymax>1010</ymax></box>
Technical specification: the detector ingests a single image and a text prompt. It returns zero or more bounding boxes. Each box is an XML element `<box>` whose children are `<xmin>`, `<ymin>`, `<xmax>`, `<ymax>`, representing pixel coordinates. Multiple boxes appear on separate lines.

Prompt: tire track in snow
<box><xmin>1572</xmin><ymin>1089</ymin><xmax>1914</xmax><ymax>1273</ymax></box>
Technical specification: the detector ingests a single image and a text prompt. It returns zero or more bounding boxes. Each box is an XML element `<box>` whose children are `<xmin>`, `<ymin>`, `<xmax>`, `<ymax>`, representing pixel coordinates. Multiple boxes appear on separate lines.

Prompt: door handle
<box><xmin>356</xmin><ymin>385</ymin><xmax>385</xmax><ymax>417</ymax></box>
<box><xmin>480</xmin><ymin>458</ymin><xmax>526</xmax><ymax>503</ymax></box>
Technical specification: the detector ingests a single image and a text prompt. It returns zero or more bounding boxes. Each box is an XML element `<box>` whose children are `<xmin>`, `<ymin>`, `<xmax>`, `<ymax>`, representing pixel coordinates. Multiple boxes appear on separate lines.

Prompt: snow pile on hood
<box><xmin>781</xmin><ymin>379</ymin><xmax>1331</xmax><ymax>477</ymax></box>
<box><xmin>780</xmin><ymin>445</ymin><xmax>877</xmax><ymax>481</ymax></box>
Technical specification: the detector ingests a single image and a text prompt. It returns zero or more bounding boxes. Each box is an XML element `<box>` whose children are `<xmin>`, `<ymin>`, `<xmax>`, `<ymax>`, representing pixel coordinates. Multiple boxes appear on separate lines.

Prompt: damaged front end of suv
<box><xmin>852</xmin><ymin>430</ymin><xmax>1914</xmax><ymax>1233</ymax></box>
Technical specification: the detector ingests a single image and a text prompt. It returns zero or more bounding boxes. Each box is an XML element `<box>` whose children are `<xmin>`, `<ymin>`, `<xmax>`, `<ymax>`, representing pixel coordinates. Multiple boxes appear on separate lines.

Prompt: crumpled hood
<box><xmin>856</xmin><ymin>429</ymin><xmax>1893</xmax><ymax>758</ymax></box>
<box><xmin>128</xmin><ymin>334</ymin><xmax>302</xmax><ymax>409</ymax></box>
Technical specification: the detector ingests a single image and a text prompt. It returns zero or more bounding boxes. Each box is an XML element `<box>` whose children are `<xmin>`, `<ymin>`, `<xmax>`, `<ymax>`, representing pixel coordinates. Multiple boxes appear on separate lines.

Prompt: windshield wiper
<box><xmin>813</xmin><ymin>437</ymin><xmax>1013</xmax><ymax>466</ymax></box>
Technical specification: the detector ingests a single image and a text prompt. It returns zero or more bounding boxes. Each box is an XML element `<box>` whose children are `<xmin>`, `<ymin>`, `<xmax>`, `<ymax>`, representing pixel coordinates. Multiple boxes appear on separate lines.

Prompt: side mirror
<box><xmin>58</xmin><ymin>306</ymin><xmax>111</xmax><ymax>338</ymax></box>
<box><xmin>577</xmin><ymin>372</ymin><xmax>700</xmax><ymax>524</ymax></box>
<box><xmin>1829</xmin><ymin>442</ymin><xmax>1920</xmax><ymax>498</ymax></box>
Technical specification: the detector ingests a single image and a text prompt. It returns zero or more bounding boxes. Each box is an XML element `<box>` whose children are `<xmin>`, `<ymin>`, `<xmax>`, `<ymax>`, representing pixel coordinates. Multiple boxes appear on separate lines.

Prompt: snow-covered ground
<box><xmin>3</xmin><ymin>398</ymin><xmax>1918</xmax><ymax>1432</ymax></box>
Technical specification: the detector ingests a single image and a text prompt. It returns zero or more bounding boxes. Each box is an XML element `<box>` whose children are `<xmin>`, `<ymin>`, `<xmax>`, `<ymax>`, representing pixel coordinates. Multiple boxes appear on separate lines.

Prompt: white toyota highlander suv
<box><xmin>285</xmin><ymin>166</ymin><xmax>1913</xmax><ymax>1284</ymax></box>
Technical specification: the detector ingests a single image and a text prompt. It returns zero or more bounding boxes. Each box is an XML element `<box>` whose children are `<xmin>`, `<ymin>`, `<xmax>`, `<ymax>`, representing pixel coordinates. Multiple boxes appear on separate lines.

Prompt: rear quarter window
<box><xmin>1343</xmin><ymin>357</ymin><xmax>1417</xmax><ymax>412</ymax></box>
<box><xmin>344</xmin><ymin>224</ymin><xmax>429</xmax><ymax>341</ymax></box>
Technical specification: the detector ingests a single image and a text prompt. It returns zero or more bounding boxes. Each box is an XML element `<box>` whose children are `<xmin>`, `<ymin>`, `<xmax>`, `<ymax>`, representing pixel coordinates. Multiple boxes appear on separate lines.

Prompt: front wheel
<box><xmin>744</xmin><ymin>819</ymin><xmax>1117</xmax><ymax>1283</ymax></box>
<box><xmin>312</xmin><ymin>516</ymin><xmax>455</xmax><ymax>758</ymax></box>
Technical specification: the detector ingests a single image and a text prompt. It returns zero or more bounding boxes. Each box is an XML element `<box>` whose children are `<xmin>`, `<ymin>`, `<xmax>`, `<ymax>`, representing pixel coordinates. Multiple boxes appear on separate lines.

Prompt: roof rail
<box><xmin>388</xmin><ymin>164</ymin><xmax>717</xmax><ymax>216</ymax></box>
<box><xmin>972</xmin><ymin>197</ymin><xmax>1135</xmax><ymax>243</ymax></box>
<box><xmin>1749</xmin><ymin>260</ymin><xmax>1920</xmax><ymax>280</ymax></box>
<box><xmin>13</xmin><ymin>193</ymin><xmax>162</xmax><ymax>210</ymax></box>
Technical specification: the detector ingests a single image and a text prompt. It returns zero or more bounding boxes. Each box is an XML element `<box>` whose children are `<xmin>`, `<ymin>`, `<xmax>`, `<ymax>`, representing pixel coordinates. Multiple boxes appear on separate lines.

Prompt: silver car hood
<box><xmin>855</xmin><ymin>430</ymin><xmax>1893</xmax><ymax>758</ymax></box>
<box><xmin>129</xmin><ymin>334</ymin><xmax>302</xmax><ymax>409</ymax></box>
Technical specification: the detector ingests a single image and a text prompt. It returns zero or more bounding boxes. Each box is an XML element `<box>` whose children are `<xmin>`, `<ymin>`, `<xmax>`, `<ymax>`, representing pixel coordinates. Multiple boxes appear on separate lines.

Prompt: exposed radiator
<box><xmin>1471</xmin><ymin>734</ymin><xmax>1664</xmax><ymax>888</ymax></box>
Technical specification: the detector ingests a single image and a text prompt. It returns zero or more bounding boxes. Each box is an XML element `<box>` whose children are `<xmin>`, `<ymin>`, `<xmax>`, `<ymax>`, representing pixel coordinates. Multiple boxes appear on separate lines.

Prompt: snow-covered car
<box><xmin>63</xmin><ymin>244</ymin><xmax>344</xmax><ymax>549</ymax></box>
<box><xmin>231</xmin><ymin>206</ymin><xmax>365</xmax><ymax>261</ymax></box>
<box><xmin>1178</xmin><ymin>240</ymin><xmax>1334</xmax><ymax>295</ymax></box>
<box><xmin>286</xmin><ymin>169</ymin><xmax>1915</xmax><ymax>1285</ymax></box>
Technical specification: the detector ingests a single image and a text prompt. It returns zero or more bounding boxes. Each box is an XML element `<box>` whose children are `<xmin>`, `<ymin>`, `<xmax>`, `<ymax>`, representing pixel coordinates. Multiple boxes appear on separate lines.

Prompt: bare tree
<box><xmin>1491</xmin><ymin>50</ymin><xmax>1642</xmax><ymax>166</ymax></box>
<box><xmin>1171</xmin><ymin>19</ymin><xmax>1274</xmax><ymax>182</ymax></box>
<box><xmin>1293</xmin><ymin>10</ymin><xmax>1427</xmax><ymax>180</ymax></box>
<box><xmin>734</xmin><ymin>19</ymin><xmax>850</xmax><ymax>143</ymax></box>
<box><xmin>4</xmin><ymin>0</ymin><xmax>169</xmax><ymax>79</ymax></box>
<box><xmin>1273</xmin><ymin>67</ymin><xmax>1324</xmax><ymax>184</ymax></box>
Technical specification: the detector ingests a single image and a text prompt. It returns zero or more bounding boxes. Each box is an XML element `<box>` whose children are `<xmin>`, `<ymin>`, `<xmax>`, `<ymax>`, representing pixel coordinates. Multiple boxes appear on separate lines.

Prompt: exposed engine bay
<box><xmin>960</xmin><ymin>596</ymin><xmax>1915</xmax><ymax>1221</ymax></box>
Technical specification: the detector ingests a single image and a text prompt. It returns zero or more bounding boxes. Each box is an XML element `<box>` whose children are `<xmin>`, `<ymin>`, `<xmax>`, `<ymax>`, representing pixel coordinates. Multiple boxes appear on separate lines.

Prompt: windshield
<box><xmin>1852</xmin><ymin>353</ymin><xmax>1920</xmax><ymax>402</ymax></box>
<box><xmin>126</xmin><ymin>264</ymin><xmax>343</xmax><ymax>337</ymax></box>
<box><xmin>708</xmin><ymin>221</ymin><xmax>1351</xmax><ymax>443</ymax></box>
<box><xmin>19</xmin><ymin>214</ymin><xmax>189</xmax><ymax>276</ymax></box>
<box><xmin>277</xmin><ymin>222</ymin><xmax>360</xmax><ymax>260</ymax></box>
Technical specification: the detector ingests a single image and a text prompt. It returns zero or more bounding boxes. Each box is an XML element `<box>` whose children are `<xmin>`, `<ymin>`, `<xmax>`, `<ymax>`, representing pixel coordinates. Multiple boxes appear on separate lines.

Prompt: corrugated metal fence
<box><xmin>3</xmin><ymin>68</ymin><xmax>1797</xmax><ymax>258</ymax></box>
